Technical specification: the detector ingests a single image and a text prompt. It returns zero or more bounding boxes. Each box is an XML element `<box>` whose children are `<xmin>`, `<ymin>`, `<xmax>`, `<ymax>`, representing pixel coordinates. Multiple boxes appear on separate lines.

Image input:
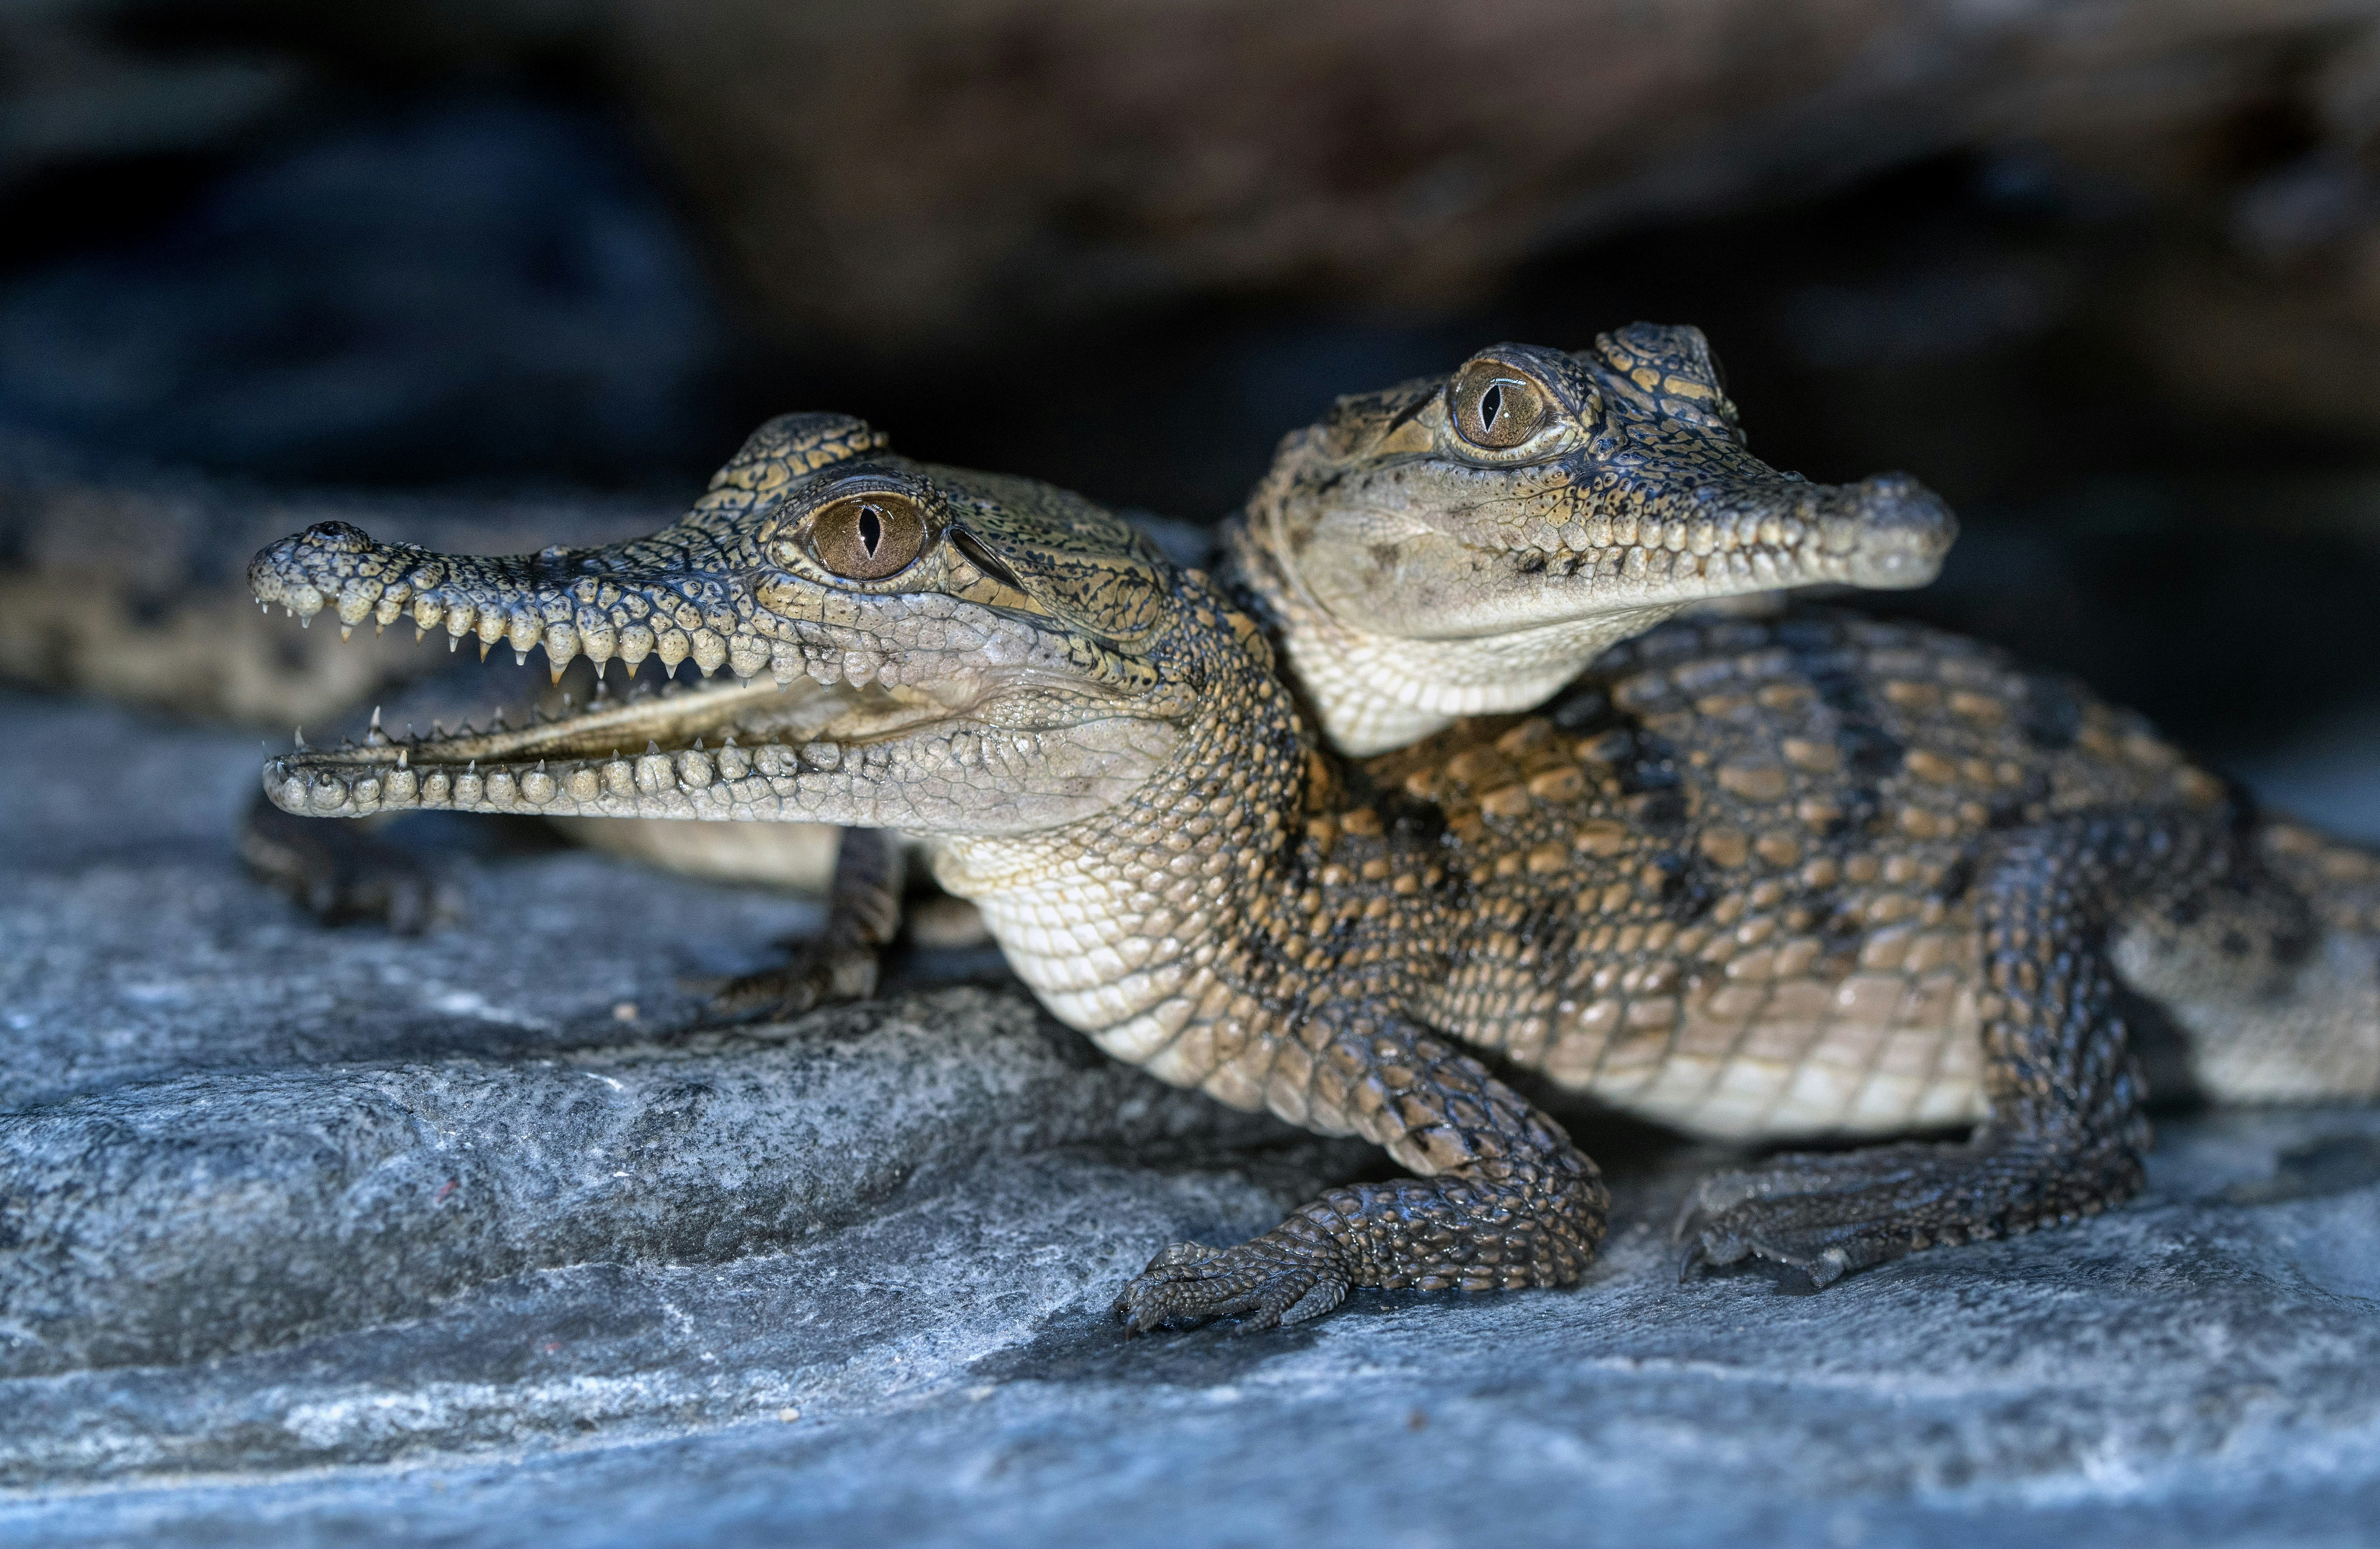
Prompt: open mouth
<box><xmin>246</xmin><ymin>505</ymin><xmax>1171</xmax><ymax>828</ymax></box>
<box><xmin>262</xmin><ymin>638</ymin><xmax>975</xmax><ymax>819</ymax></box>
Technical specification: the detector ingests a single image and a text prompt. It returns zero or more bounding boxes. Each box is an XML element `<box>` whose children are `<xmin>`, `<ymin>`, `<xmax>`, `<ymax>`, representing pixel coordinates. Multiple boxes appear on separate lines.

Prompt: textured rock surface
<box><xmin>2</xmin><ymin>687</ymin><xmax>2378</xmax><ymax>1546</ymax></box>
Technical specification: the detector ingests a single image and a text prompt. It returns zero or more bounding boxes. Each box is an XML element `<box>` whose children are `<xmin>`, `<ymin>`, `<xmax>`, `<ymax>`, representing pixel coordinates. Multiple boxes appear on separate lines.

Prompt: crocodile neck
<box><xmin>1219</xmin><ymin>519</ymin><xmax>1680</xmax><ymax>756</ymax></box>
<box><xmin>928</xmin><ymin>585</ymin><xmax>1319</xmax><ymax>1105</ymax></box>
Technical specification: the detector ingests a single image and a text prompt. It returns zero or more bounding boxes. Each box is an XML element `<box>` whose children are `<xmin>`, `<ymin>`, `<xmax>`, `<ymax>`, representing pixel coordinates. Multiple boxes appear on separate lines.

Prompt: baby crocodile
<box><xmin>1228</xmin><ymin>322</ymin><xmax>1955</xmax><ymax>754</ymax></box>
<box><xmin>247</xmin><ymin>412</ymin><xmax>2380</xmax><ymax>1323</ymax></box>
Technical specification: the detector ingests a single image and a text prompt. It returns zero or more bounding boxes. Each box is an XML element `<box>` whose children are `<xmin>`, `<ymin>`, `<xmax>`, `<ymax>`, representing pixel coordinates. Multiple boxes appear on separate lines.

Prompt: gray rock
<box><xmin>2</xmin><ymin>687</ymin><xmax>2378</xmax><ymax>1547</ymax></box>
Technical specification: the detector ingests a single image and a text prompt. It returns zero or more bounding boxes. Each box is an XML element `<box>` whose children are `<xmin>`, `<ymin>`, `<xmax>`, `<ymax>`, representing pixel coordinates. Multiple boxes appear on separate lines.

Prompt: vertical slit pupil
<box><xmin>1480</xmin><ymin>384</ymin><xmax>1503</xmax><ymax>429</ymax></box>
<box><xmin>858</xmin><ymin>506</ymin><xmax>883</xmax><ymax>554</ymax></box>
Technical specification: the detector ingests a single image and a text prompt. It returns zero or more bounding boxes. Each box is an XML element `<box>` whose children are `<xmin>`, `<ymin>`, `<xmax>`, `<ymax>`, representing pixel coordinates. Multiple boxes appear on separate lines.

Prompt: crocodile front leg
<box><xmin>708</xmin><ymin>827</ymin><xmax>906</xmax><ymax>1023</ymax></box>
<box><xmin>237</xmin><ymin>790</ymin><xmax>458</xmax><ymax>933</ymax></box>
<box><xmin>1115</xmin><ymin>1008</ymin><xmax>1607</xmax><ymax>1331</ymax></box>
<box><xmin>1675</xmin><ymin>808</ymin><xmax>2230</xmax><ymax>1286</ymax></box>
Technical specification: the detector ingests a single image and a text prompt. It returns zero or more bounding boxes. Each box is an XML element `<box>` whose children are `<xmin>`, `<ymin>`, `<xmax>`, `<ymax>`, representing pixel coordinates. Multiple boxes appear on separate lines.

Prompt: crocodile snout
<box><xmin>1837</xmin><ymin>472</ymin><xmax>1956</xmax><ymax>590</ymax></box>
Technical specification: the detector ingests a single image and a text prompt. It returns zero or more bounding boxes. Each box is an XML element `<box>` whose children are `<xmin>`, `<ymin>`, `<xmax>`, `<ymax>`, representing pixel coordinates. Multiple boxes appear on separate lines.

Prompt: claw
<box><xmin>1675</xmin><ymin>1241</ymin><xmax>1709</xmax><ymax>1283</ymax></box>
<box><xmin>1804</xmin><ymin>1246</ymin><xmax>1853</xmax><ymax>1289</ymax></box>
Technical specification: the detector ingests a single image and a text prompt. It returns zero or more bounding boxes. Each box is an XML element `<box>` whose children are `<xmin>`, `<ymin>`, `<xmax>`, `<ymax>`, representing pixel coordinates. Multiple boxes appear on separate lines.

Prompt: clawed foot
<box><xmin>240</xmin><ymin>801</ymin><xmax>459</xmax><ymax>934</ymax></box>
<box><xmin>704</xmin><ymin>941</ymin><xmax>880</xmax><ymax>1025</ymax></box>
<box><xmin>1671</xmin><ymin>1140</ymin><xmax>2140</xmax><ymax>1288</ymax></box>
<box><xmin>1112</xmin><ymin>1237</ymin><xmax>1350</xmax><ymax>1334</ymax></box>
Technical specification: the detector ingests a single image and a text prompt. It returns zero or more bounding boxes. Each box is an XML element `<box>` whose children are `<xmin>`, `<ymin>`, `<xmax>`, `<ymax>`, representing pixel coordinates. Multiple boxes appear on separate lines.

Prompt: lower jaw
<box><xmin>264</xmin><ymin>741</ymin><xmax>837</xmax><ymax>821</ymax></box>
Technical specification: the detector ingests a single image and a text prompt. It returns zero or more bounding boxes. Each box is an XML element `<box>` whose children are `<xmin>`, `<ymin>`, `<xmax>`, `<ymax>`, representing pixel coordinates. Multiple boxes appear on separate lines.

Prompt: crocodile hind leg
<box><xmin>707</xmin><ymin>827</ymin><xmax>905</xmax><ymax>1022</ymax></box>
<box><xmin>1114</xmin><ymin>1008</ymin><xmax>1607</xmax><ymax>1332</ymax></box>
<box><xmin>1675</xmin><ymin>808</ymin><xmax>2236</xmax><ymax>1287</ymax></box>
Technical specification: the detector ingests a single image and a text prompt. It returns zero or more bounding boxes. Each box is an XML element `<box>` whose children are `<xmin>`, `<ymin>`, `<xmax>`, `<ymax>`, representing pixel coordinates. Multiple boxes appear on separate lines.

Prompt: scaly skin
<box><xmin>246</xmin><ymin>413</ymin><xmax>2380</xmax><ymax>1323</ymax></box>
<box><xmin>1228</xmin><ymin>324</ymin><xmax>1956</xmax><ymax>754</ymax></box>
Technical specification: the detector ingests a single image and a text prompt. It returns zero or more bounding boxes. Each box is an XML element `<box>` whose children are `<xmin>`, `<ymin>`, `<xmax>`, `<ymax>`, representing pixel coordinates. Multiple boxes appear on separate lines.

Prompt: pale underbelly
<box><xmin>1504</xmin><ymin>965</ymin><xmax>1988</xmax><ymax>1141</ymax></box>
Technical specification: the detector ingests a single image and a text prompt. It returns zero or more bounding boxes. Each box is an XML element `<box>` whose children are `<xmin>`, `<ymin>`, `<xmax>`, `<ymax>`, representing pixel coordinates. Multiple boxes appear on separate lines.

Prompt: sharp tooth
<box><xmin>397</xmin><ymin>746</ymin><xmax>409</xmax><ymax>768</ymax></box>
<box><xmin>300</xmin><ymin>614</ymin><xmax>311</xmax><ymax>629</ymax></box>
<box><xmin>479</xmin><ymin>641</ymin><xmax>493</xmax><ymax>662</ymax></box>
<box><xmin>415</xmin><ymin>628</ymin><xmax>427</xmax><ymax>643</ymax></box>
<box><xmin>544</xmin><ymin>623</ymin><xmax>579</xmax><ymax>684</ymax></box>
<box><xmin>339</xmin><ymin>624</ymin><xmax>352</xmax><ymax>642</ymax></box>
<box><xmin>515</xmin><ymin>650</ymin><xmax>529</xmax><ymax>668</ymax></box>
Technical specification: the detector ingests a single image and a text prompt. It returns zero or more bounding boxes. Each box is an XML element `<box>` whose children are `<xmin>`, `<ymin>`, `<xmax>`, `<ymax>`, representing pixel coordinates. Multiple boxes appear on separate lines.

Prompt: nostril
<box><xmin>1857</xmin><ymin>477</ymin><xmax>1954</xmax><ymax>538</ymax></box>
<box><xmin>1856</xmin><ymin>472</ymin><xmax>1923</xmax><ymax>502</ymax></box>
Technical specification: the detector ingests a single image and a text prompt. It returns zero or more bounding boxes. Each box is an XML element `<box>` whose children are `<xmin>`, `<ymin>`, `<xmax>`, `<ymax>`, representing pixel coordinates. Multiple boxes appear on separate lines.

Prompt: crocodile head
<box><xmin>245</xmin><ymin>413</ymin><xmax>1234</xmax><ymax>838</ymax></box>
<box><xmin>1232</xmin><ymin>323</ymin><xmax>1958</xmax><ymax>754</ymax></box>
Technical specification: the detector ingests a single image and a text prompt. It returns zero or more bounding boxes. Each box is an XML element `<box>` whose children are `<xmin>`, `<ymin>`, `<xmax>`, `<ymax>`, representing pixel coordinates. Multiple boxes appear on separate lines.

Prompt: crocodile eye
<box><xmin>809</xmin><ymin>492</ymin><xmax>926</xmax><ymax>580</ymax></box>
<box><xmin>1449</xmin><ymin>360</ymin><xmax>1551</xmax><ymax>450</ymax></box>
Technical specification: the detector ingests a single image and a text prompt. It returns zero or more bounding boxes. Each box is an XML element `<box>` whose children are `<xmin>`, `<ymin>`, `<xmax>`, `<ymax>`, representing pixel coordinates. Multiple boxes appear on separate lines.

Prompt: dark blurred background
<box><xmin>5</xmin><ymin>0</ymin><xmax>2380</xmax><ymax>829</ymax></box>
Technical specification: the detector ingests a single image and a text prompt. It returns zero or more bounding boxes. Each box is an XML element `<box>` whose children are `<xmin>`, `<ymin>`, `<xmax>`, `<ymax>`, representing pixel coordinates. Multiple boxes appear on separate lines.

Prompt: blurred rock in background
<box><xmin>0</xmin><ymin>98</ymin><xmax>727</xmax><ymax>485</ymax></box>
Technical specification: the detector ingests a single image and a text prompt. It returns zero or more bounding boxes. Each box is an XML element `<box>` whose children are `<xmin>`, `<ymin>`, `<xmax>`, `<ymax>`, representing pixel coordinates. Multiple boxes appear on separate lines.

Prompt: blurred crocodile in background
<box><xmin>242</xmin><ymin>403</ymin><xmax>2380</xmax><ymax>1324</ymax></box>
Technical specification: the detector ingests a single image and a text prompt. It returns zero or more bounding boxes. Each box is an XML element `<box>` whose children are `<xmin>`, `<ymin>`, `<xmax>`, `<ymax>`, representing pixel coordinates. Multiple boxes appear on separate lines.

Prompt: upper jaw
<box><xmin>247</xmin><ymin>516</ymin><xmax>781</xmax><ymax>683</ymax></box>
